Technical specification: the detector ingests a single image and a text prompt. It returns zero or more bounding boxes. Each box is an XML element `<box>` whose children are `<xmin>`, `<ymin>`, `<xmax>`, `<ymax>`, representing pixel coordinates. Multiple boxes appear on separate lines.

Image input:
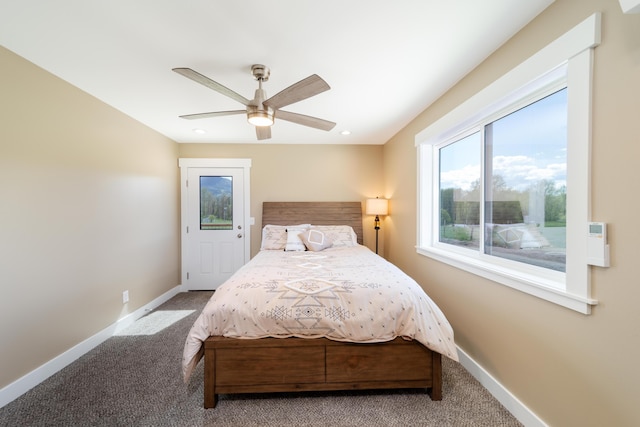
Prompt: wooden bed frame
<box><xmin>202</xmin><ymin>201</ymin><xmax>443</xmax><ymax>408</ymax></box>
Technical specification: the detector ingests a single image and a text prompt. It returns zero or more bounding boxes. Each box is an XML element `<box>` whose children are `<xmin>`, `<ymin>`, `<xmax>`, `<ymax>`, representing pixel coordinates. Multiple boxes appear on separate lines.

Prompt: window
<box><xmin>199</xmin><ymin>176</ymin><xmax>233</xmax><ymax>230</ymax></box>
<box><xmin>484</xmin><ymin>89</ymin><xmax>567</xmax><ymax>272</ymax></box>
<box><xmin>439</xmin><ymin>131</ymin><xmax>481</xmax><ymax>252</ymax></box>
<box><xmin>439</xmin><ymin>88</ymin><xmax>567</xmax><ymax>272</ymax></box>
<box><xmin>416</xmin><ymin>14</ymin><xmax>601</xmax><ymax>314</ymax></box>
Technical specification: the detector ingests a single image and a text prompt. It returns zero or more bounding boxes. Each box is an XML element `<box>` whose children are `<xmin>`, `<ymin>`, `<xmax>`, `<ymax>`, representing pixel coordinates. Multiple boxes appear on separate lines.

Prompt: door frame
<box><xmin>178</xmin><ymin>158</ymin><xmax>252</xmax><ymax>290</ymax></box>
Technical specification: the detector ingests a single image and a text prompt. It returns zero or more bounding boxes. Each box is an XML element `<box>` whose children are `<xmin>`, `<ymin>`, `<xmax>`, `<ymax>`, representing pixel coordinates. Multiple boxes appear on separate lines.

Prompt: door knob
<box><xmin>237</xmin><ymin>233</ymin><xmax>243</xmax><ymax>238</ymax></box>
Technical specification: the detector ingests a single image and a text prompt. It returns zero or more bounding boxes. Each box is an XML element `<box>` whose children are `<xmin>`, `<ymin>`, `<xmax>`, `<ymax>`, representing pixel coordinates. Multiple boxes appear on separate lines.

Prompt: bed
<box><xmin>182</xmin><ymin>201</ymin><xmax>458</xmax><ymax>408</ymax></box>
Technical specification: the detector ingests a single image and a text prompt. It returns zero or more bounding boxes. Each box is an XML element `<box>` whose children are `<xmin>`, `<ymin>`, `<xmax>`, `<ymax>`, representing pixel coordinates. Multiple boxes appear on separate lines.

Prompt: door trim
<box><xmin>178</xmin><ymin>158</ymin><xmax>251</xmax><ymax>290</ymax></box>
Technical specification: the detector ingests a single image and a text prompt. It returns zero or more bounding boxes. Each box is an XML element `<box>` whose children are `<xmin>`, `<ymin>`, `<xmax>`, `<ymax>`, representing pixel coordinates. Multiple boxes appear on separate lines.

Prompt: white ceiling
<box><xmin>0</xmin><ymin>0</ymin><xmax>554</xmax><ymax>145</ymax></box>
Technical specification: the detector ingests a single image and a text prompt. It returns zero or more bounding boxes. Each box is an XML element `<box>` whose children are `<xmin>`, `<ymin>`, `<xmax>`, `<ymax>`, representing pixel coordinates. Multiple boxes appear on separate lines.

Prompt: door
<box><xmin>179</xmin><ymin>159</ymin><xmax>251</xmax><ymax>290</ymax></box>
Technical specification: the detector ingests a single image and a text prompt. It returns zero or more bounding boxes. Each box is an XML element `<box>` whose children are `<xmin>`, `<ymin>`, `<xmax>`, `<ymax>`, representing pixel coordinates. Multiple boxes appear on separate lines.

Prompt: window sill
<box><xmin>416</xmin><ymin>246</ymin><xmax>598</xmax><ymax>314</ymax></box>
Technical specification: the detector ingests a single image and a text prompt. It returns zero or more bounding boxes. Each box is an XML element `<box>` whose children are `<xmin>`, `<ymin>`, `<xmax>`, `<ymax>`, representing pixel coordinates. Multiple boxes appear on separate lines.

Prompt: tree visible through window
<box><xmin>439</xmin><ymin>131</ymin><xmax>481</xmax><ymax>250</ymax></box>
<box><xmin>200</xmin><ymin>176</ymin><xmax>233</xmax><ymax>230</ymax></box>
<box><xmin>439</xmin><ymin>89</ymin><xmax>567</xmax><ymax>272</ymax></box>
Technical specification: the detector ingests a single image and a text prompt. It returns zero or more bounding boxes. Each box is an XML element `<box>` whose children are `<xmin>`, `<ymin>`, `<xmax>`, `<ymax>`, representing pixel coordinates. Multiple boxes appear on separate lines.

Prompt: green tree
<box><xmin>543</xmin><ymin>180</ymin><xmax>566</xmax><ymax>224</ymax></box>
<box><xmin>440</xmin><ymin>188</ymin><xmax>454</xmax><ymax>224</ymax></box>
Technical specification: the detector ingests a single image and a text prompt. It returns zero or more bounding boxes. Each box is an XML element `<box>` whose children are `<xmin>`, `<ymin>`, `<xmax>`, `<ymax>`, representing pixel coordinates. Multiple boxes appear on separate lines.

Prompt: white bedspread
<box><xmin>182</xmin><ymin>245</ymin><xmax>458</xmax><ymax>381</ymax></box>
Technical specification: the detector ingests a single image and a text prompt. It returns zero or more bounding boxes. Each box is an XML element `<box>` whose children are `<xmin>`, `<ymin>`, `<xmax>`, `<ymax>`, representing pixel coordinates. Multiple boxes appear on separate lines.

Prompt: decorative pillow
<box><xmin>299</xmin><ymin>229</ymin><xmax>333</xmax><ymax>252</ymax></box>
<box><xmin>260</xmin><ymin>225</ymin><xmax>288</xmax><ymax>250</ymax></box>
<box><xmin>260</xmin><ymin>224</ymin><xmax>311</xmax><ymax>250</ymax></box>
<box><xmin>310</xmin><ymin>225</ymin><xmax>358</xmax><ymax>247</ymax></box>
<box><xmin>285</xmin><ymin>225</ymin><xmax>310</xmax><ymax>251</ymax></box>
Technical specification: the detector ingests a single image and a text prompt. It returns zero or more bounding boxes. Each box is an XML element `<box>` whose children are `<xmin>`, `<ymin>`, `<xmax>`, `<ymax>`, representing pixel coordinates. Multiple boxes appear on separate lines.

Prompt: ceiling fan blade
<box><xmin>263</xmin><ymin>74</ymin><xmax>330</xmax><ymax>110</ymax></box>
<box><xmin>179</xmin><ymin>110</ymin><xmax>246</xmax><ymax>120</ymax></box>
<box><xmin>256</xmin><ymin>126</ymin><xmax>271</xmax><ymax>140</ymax></box>
<box><xmin>173</xmin><ymin>68</ymin><xmax>250</xmax><ymax>106</ymax></box>
<box><xmin>276</xmin><ymin>110</ymin><xmax>336</xmax><ymax>131</ymax></box>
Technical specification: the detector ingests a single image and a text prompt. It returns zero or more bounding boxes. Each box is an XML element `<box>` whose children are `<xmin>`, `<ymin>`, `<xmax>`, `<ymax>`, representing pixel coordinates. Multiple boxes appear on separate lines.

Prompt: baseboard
<box><xmin>456</xmin><ymin>346</ymin><xmax>548</xmax><ymax>427</ymax></box>
<box><xmin>0</xmin><ymin>285</ymin><xmax>181</xmax><ymax>409</ymax></box>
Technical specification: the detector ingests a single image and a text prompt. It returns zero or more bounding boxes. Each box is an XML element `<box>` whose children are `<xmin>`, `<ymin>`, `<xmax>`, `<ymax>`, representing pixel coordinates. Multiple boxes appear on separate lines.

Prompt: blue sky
<box><xmin>440</xmin><ymin>88</ymin><xmax>567</xmax><ymax>192</ymax></box>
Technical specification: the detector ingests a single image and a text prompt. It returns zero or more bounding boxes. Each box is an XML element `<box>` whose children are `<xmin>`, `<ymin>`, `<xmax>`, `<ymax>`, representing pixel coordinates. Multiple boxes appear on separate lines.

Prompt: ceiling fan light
<box><xmin>247</xmin><ymin>112</ymin><xmax>274</xmax><ymax>126</ymax></box>
<box><xmin>247</xmin><ymin>105</ymin><xmax>274</xmax><ymax>127</ymax></box>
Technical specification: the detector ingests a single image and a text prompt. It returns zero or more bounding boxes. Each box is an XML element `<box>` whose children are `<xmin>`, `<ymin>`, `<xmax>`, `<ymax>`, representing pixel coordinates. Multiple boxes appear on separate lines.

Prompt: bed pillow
<box><xmin>260</xmin><ymin>224</ymin><xmax>311</xmax><ymax>250</ymax></box>
<box><xmin>299</xmin><ymin>229</ymin><xmax>333</xmax><ymax>252</ymax></box>
<box><xmin>260</xmin><ymin>225</ymin><xmax>288</xmax><ymax>250</ymax></box>
<box><xmin>285</xmin><ymin>225</ymin><xmax>311</xmax><ymax>251</ymax></box>
<box><xmin>310</xmin><ymin>225</ymin><xmax>358</xmax><ymax>247</ymax></box>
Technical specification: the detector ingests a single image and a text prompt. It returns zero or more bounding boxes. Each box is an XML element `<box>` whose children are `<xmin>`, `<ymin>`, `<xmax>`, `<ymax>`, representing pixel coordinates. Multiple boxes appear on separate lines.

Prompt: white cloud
<box><xmin>441</xmin><ymin>164</ymin><xmax>480</xmax><ymax>191</ymax></box>
<box><xmin>442</xmin><ymin>155</ymin><xmax>566</xmax><ymax>191</ymax></box>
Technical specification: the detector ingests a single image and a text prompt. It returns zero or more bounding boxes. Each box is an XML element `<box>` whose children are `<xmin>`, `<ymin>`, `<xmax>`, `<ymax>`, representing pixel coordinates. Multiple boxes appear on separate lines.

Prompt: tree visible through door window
<box><xmin>200</xmin><ymin>176</ymin><xmax>233</xmax><ymax>230</ymax></box>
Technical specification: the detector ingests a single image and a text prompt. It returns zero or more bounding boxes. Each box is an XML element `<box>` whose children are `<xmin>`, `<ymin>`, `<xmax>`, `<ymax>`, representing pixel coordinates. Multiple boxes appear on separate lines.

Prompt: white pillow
<box><xmin>260</xmin><ymin>225</ymin><xmax>288</xmax><ymax>250</ymax></box>
<box><xmin>285</xmin><ymin>225</ymin><xmax>311</xmax><ymax>251</ymax></box>
<box><xmin>260</xmin><ymin>224</ymin><xmax>311</xmax><ymax>250</ymax></box>
<box><xmin>310</xmin><ymin>225</ymin><xmax>358</xmax><ymax>247</ymax></box>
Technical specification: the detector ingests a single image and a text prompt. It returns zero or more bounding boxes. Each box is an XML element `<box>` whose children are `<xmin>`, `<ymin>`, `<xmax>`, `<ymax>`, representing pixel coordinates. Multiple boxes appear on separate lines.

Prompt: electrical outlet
<box><xmin>122</xmin><ymin>290</ymin><xmax>129</xmax><ymax>304</ymax></box>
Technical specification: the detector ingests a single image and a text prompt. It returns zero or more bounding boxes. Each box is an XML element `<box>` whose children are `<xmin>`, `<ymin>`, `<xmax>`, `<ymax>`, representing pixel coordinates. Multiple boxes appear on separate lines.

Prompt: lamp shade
<box><xmin>366</xmin><ymin>198</ymin><xmax>388</xmax><ymax>216</ymax></box>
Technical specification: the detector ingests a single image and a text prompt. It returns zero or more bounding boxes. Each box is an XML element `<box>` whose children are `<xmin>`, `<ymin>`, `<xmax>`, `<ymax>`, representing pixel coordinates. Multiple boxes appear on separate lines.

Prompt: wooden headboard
<box><xmin>262</xmin><ymin>202</ymin><xmax>363</xmax><ymax>245</ymax></box>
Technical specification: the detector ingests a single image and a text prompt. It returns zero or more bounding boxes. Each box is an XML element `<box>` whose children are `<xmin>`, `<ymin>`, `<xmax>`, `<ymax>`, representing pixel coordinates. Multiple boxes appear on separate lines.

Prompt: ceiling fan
<box><xmin>173</xmin><ymin>64</ymin><xmax>336</xmax><ymax>140</ymax></box>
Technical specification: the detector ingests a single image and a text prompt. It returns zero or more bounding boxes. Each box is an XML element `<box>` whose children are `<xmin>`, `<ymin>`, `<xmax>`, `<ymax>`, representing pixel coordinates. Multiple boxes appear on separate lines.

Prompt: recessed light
<box><xmin>340</xmin><ymin>130</ymin><xmax>351</xmax><ymax>135</ymax></box>
<box><xmin>193</xmin><ymin>128</ymin><xmax>206</xmax><ymax>134</ymax></box>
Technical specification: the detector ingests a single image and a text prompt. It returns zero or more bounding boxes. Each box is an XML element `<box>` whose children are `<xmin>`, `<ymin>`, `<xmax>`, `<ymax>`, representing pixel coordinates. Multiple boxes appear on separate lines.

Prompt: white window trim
<box><xmin>415</xmin><ymin>13</ymin><xmax>601</xmax><ymax>314</ymax></box>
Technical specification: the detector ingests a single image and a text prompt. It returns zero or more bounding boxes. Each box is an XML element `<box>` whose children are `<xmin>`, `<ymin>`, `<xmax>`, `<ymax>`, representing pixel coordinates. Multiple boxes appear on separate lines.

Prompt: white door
<box><xmin>179</xmin><ymin>159</ymin><xmax>251</xmax><ymax>290</ymax></box>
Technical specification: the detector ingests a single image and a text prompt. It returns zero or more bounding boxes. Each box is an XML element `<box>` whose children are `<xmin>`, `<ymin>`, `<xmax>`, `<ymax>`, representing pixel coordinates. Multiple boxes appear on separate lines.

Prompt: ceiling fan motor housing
<box><xmin>251</xmin><ymin>64</ymin><xmax>270</xmax><ymax>82</ymax></box>
<box><xmin>247</xmin><ymin>80</ymin><xmax>274</xmax><ymax>126</ymax></box>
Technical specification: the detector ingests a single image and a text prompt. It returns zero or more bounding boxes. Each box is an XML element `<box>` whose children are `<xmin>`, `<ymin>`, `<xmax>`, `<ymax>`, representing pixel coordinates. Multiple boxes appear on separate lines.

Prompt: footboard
<box><xmin>203</xmin><ymin>336</ymin><xmax>442</xmax><ymax>408</ymax></box>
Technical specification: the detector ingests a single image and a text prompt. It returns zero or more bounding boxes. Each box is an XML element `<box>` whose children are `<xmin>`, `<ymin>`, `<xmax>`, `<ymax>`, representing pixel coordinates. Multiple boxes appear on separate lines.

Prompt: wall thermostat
<box><xmin>587</xmin><ymin>222</ymin><xmax>610</xmax><ymax>267</ymax></box>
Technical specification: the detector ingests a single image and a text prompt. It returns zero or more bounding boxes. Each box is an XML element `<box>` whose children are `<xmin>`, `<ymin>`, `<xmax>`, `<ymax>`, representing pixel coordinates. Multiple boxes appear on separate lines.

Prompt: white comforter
<box><xmin>182</xmin><ymin>245</ymin><xmax>458</xmax><ymax>381</ymax></box>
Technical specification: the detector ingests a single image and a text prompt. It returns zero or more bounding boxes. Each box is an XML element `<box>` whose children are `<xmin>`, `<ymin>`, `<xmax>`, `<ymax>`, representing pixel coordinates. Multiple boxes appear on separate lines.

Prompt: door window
<box><xmin>199</xmin><ymin>176</ymin><xmax>233</xmax><ymax>230</ymax></box>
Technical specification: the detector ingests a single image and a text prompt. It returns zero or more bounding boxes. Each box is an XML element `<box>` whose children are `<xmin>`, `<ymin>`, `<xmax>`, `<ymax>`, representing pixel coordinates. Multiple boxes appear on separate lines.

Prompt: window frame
<box><xmin>415</xmin><ymin>14</ymin><xmax>601</xmax><ymax>314</ymax></box>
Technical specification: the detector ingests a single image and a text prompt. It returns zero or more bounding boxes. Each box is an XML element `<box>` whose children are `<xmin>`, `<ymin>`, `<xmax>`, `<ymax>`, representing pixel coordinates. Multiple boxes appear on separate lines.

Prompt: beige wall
<box><xmin>178</xmin><ymin>144</ymin><xmax>384</xmax><ymax>256</ymax></box>
<box><xmin>0</xmin><ymin>46</ymin><xmax>181</xmax><ymax>387</ymax></box>
<box><xmin>383</xmin><ymin>0</ymin><xmax>640</xmax><ymax>425</ymax></box>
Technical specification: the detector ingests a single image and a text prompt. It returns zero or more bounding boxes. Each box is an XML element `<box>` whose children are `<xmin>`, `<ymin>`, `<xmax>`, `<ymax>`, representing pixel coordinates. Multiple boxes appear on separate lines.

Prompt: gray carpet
<box><xmin>0</xmin><ymin>291</ymin><xmax>522</xmax><ymax>426</ymax></box>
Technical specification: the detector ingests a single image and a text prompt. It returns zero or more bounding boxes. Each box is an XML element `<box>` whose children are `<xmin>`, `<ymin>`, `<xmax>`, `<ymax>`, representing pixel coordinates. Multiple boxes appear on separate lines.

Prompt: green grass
<box><xmin>440</xmin><ymin>225</ymin><xmax>471</xmax><ymax>241</ymax></box>
<box><xmin>544</xmin><ymin>221</ymin><xmax>566</xmax><ymax>227</ymax></box>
